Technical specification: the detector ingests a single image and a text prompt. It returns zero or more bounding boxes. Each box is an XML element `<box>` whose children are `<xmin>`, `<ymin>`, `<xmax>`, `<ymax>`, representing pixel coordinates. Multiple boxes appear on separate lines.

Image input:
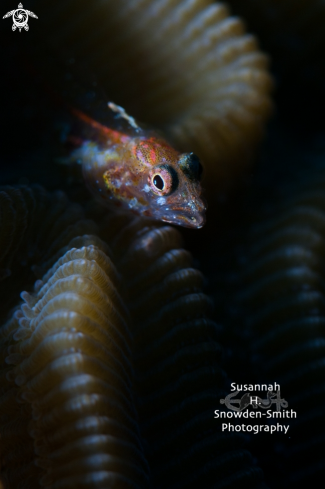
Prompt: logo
<box><xmin>215</xmin><ymin>383</ymin><xmax>296</xmax><ymax>434</ymax></box>
<box><xmin>3</xmin><ymin>3</ymin><xmax>38</xmax><ymax>32</ymax></box>
<box><xmin>220</xmin><ymin>388</ymin><xmax>288</xmax><ymax>412</ymax></box>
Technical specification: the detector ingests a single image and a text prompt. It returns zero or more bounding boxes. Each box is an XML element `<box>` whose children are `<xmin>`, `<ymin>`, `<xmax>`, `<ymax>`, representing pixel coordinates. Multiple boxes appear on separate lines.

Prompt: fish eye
<box><xmin>179</xmin><ymin>152</ymin><xmax>203</xmax><ymax>181</ymax></box>
<box><xmin>153</xmin><ymin>174</ymin><xmax>165</xmax><ymax>190</ymax></box>
<box><xmin>149</xmin><ymin>164</ymin><xmax>179</xmax><ymax>195</ymax></box>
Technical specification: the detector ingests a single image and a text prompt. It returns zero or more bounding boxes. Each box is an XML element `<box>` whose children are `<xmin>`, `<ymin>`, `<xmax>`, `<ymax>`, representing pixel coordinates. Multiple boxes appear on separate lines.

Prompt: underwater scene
<box><xmin>1</xmin><ymin>0</ymin><xmax>325</xmax><ymax>487</ymax></box>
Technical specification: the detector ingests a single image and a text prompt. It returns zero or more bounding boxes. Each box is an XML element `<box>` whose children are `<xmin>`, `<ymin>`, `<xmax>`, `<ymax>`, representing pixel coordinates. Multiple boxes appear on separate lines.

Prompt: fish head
<box><xmin>135</xmin><ymin>138</ymin><xmax>206</xmax><ymax>228</ymax></box>
<box><xmin>77</xmin><ymin>127</ymin><xmax>207</xmax><ymax>228</ymax></box>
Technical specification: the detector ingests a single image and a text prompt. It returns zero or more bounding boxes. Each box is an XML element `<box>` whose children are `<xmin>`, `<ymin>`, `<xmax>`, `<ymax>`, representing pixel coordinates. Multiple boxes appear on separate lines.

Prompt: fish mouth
<box><xmin>161</xmin><ymin>197</ymin><xmax>207</xmax><ymax>229</ymax></box>
<box><xmin>181</xmin><ymin>212</ymin><xmax>206</xmax><ymax>229</ymax></box>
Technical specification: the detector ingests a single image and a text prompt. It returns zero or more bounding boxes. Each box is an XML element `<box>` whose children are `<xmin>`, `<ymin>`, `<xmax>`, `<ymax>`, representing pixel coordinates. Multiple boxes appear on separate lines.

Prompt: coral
<box><xmin>0</xmin><ymin>186</ymin><xmax>98</xmax><ymax>324</ymax></box>
<box><xmin>33</xmin><ymin>0</ymin><xmax>272</xmax><ymax>194</ymax></box>
<box><xmin>227</xmin><ymin>0</ymin><xmax>325</xmax><ymax>87</ymax></box>
<box><xmin>234</xmin><ymin>174</ymin><xmax>325</xmax><ymax>485</ymax></box>
<box><xmin>101</xmin><ymin>211</ymin><xmax>268</xmax><ymax>488</ymax></box>
<box><xmin>0</xmin><ymin>187</ymin><xmax>148</xmax><ymax>488</ymax></box>
<box><xmin>0</xmin><ymin>186</ymin><xmax>268</xmax><ymax>488</ymax></box>
<box><xmin>2</xmin><ymin>0</ymin><xmax>324</xmax><ymax>486</ymax></box>
<box><xmin>1</xmin><ymin>237</ymin><xmax>148</xmax><ymax>488</ymax></box>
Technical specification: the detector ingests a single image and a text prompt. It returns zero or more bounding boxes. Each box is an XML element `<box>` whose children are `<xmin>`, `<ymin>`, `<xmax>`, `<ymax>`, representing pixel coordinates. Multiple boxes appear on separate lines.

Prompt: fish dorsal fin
<box><xmin>108</xmin><ymin>102</ymin><xmax>142</xmax><ymax>133</ymax></box>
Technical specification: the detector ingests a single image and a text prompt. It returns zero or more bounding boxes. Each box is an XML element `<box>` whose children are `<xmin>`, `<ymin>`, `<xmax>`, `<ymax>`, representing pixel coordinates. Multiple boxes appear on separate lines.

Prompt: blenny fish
<box><xmin>69</xmin><ymin>102</ymin><xmax>206</xmax><ymax>229</ymax></box>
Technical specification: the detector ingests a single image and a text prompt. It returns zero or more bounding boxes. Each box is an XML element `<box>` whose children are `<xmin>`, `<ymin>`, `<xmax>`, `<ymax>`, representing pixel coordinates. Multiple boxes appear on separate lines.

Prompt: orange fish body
<box><xmin>71</xmin><ymin>103</ymin><xmax>206</xmax><ymax>228</ymax></box>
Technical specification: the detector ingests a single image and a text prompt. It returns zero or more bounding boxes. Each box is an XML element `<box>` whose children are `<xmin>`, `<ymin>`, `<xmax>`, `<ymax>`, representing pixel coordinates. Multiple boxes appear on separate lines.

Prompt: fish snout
<box><xmin>175</xmin><ymin>194</ymin><xmax>207</xmax><ymax>229</ymax></box>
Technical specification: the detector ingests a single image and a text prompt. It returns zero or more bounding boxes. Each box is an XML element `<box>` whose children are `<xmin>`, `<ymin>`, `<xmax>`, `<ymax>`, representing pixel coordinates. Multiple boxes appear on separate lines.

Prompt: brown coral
<box><xmin>1</xmin><ymin>237</ymin><xmax>148</xmax><ymax>488</ymax></box>
<box><xmin>33</xmin><ymin>0</ymin><xmax>272</xmax><ymax>194</ymax></box>
<box><xmin>234</xmin><ymin>174</ymin><xmax>325</xmax><ymax>485</ymax></box>
<box><xmin>0</xmin><ymin>187</ymin><xmax>148</xmax><ymax>488</ymax></box>
<box><xmin>0</xmin><ymin>186</ymin><xmax>98</xmax><ymax>323</ymax></box>
<box><xmin>101</xmin><ymin>211</ymin><xmax>268</xmax><ymax>488</ymax></box>
<box><xmin>227</xmin><ymin>0</ymin><xmax>325</xmax><ymax>86</ymax></box>
<box><xmin>0</xmin><ymin>186</ymin><xmax>268</xmax><ymax>488</ymax></box>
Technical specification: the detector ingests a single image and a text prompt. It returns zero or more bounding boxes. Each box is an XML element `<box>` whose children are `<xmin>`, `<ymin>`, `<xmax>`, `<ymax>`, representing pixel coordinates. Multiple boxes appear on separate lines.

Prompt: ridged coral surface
<box><xmin>0</xmin><ymin>187</ymin><xmax>149</xmax><ymax>488</ymax></box>
<box><xmin>0</xmin><ymin>186</ymin><xmax>98</xmax><ymax>323</ymax></box>
<box><xmin>235</xmin><ymin>176</ymin><xmax>325</xmax><ymax>485</ymax></box>
<box><xmin>2</xmin><ymin>0</ymin><xmax>325</xmax><ymax>485</ymax></box>
<box><xmin>227</xmin><ymin>0</ymin><xmax>325</xmax><ymax>84</ymax></box>
<box><xmin>101</xmin><ymin>211</ymin><xmax>268</xmax><ymax>489</ymax></box>
<box><xmin>33</xmin><ymin>0</ymin><xmax>272</xmax><ymax>193</ymax></box>
<box><xmin>0</xmin><ymin>187</ymin><xmax>268</xmax><ymax>488</ymax></box>
<box><xmin>1</xmin><ymin>238</ymin><xmax>148</xmax><ymax>488</ymax></box>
